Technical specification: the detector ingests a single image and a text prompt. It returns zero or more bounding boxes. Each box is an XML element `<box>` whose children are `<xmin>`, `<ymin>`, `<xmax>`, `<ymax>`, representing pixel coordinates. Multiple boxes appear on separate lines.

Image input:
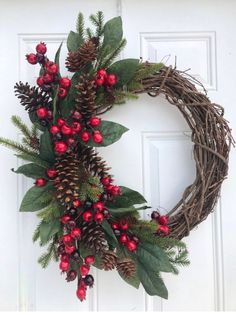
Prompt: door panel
<box><xmin>0</xmin><ymin>0</ymin><xmax>235</xmax><ymax>311</ymax></box>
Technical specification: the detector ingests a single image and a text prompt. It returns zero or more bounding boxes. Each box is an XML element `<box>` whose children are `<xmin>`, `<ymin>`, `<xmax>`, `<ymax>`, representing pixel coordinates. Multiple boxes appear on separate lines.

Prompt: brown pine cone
<box><xmin>116</xmin><ymin>258</ymin><xmax>136</xmax><ymax>279</ymax></box>
<box><xmin>75</xmin><ymin>74</ymin><xmax>96</xmax><ymax>122</ymax></box>
<box><xmin>54</xmin><ymin>153</ymin><xmax>82</xmax><ymax>209</ymax></box>
<box><xmin>81</xmin><ymin>222</ymin><xmax>108</xmax><ymax>253</ymax></box>
<box><xmin>66</xmin><ymin>39</ymin><xmax>97</xmax><ymax>72</ymax></box>
<box><xmin>14</xmin><ymin>82</ymin><xmax>51</xmax><ymax>112</ymax></box>
<box><xmin>100</xmin><ymin>250</ymin><xmax>117</xmax><ymax>271</ymax></box>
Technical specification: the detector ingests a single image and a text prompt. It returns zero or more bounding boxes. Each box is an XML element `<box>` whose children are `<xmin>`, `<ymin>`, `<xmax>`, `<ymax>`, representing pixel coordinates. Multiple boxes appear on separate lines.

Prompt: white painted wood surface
<box><xmin>0</xmin><ymin>0</ymin><xmax>235</xmax><ymax>311</ymax></box>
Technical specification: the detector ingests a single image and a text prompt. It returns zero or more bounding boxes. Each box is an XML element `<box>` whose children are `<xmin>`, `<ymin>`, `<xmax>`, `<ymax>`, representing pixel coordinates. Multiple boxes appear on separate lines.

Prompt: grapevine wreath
<box><xmin>0</xmin><ymin>12</ymin><xmax>233</xmax><ymax>301</ymax></box>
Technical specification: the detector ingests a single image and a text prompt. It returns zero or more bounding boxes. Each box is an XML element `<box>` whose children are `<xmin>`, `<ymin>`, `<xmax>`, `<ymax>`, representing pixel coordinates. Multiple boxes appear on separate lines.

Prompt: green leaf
<box><xmin>137</xmin><ymin>263</ymin><xmax>168</xmax><ymax>299</ymax></box>
<box><xmin>61</xmin><ymin>72</ymin><xmax>79</xmax><ymax>119</ymax></box>
<box><xmin>16</xmin><ymin>153</ymin><xmax>50</xmax><ymax>168</ymax></box>
<box><xmin>39</xmin><ymin>219</ymin><xmax>61</xmax><ymax>245</ymax></box>
<box><xmin>136</xmin><ymin>243</ymin><xmax>173</xmax><ymax>273</ymax></box>
<box><xmin>108</xmin><ymin>186</ymin><xmax>146</xmax><ymax>208</ymax></box>
<box><xmin>12</xmin><ymin>163</ymin><xmax>46</xmax><ymax>179</ymax></box>
<box><xmin>84</xmin><ymin>120</ymin><xmax>128</xmax><ymax>147</ymax></box>
<box><xmin>108</xmin><ymin>206</ymin><xmax>147</xmax><ymax>218</ymax></box>
<box><xmin>20</xmin><ymin>182</ymin><xmax>54</xmax><ymax>212</ymax></box>
<box><xmin>102</xmin><ymin>16</ymin><xmax>123</xmax><ymax>52</ymax></box>
<box><xmin>54</xmin><ymin>42</ymin><xmax>63</xmax><ymax>69</ymax></box>
<box><xmin>108</xmin><ymin>59</ymin><xmax>139</xmax><ymax>88</ymax></box>
<box><xmin>67</xmin><ymin>31</ymin><xmax>83</xmax><ymax>52</ymax></box>
<box><xmin>101</xmin><ymin>220</ymin><xmax>118</xmax><ymax>247</ymax></box>
<box><xmin>39</xmin><ymin>130</ymin><xmax>55</xmax><ymax>163</ymax></box>
<box><xmin>118</xmin><ymin>269</ymin><xmax>140</xmax><ymax>289</ymax></box>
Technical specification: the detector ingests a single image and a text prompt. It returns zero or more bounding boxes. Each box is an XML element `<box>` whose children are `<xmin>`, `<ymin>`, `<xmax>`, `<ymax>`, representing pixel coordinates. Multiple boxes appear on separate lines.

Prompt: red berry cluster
<box><xmin>95</xmin><ymin>68</ymin><xmax>117</xmax><ymax>87</ymax></box>
<box><xmin>100</xmin><ymin>176</ymin><xmax>122</xmax><ymax>197</ymax></box>
<box><xmin>34</xmin><ymin>167</ymin><xmax>58</xmax><ymax>187</ymax></box>
<box><xmin>151</xmin><ymin>211</ymin><xmax>170</xmax><ymax>235</ymax></box>
<box><xmin>82</xmin><ymin>200</ymin><xmax>110</xmax><ymax>224</ymax></box>
<box><xmin>111</xmin><ymin>220</ymin><xmax>139</xmax><ymax>252</ymax></box>
<box><xmin>26</xmin><ymin>42</ymin><xmax>47</xmax><ymax>65</ymax></box>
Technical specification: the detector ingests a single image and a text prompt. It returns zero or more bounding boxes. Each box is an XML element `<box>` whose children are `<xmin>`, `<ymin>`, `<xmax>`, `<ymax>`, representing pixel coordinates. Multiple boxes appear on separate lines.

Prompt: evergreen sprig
<box><xmin>38</xmin><ymin>237</ymin><xmax>59</xmax><ymax>268</ymax></box>
<box><xmin>76</xmin><ymin>12</ymin><xmax>85</xmax><ymax>41</ymax></box>
<box><xmin>89</xmin><ymin>11</ymin><xmax>104</xmax><ymax>37</ymax></box>
<box><xmin>100</xmin><ymin>38</ymin><xmax>127</xmax><ymax>69</ymax></box>
<box><xmin>0</xmin><ymin>137</ymin><xmax>38</xmax><ymax>156</ymax></box>
<box><xmin>37</xmin><ymin>201</ymin><xmax>62</xmax><ymax>223</ymax></box>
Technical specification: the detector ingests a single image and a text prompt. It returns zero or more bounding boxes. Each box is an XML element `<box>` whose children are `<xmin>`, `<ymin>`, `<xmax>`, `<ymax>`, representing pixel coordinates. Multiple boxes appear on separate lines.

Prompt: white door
<box><xmin>0</xmin><ymin>0</ymin><xmax>235</xmax><ymax>311</ymax></box>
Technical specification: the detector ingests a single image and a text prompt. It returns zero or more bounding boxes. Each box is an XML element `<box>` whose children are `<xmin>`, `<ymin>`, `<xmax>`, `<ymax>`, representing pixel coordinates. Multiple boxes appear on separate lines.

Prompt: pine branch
<box><xmin>32</xmin><ymin>223</ymin><xmax>41</xmax><ymax>242</ymax></box>
<box><xmin>37</xmin><ymin>201</ymin><xmax>62</xmax><ymax>223</ymax></box>
<box><xmin>166</xmin><ymin>247</ymin><xmax>190</xmax><ymax>275</ymax></box>
<box><xmin>0</xmin><ymin>137</ymin><xmax>38</xmax><ymax>156</ymax></box>
<box><xmin>76</xmin><ymin>12</ymin><xmax>85</xmax><ymax>40</ymax></box>
<box><xmin>16</xmin><ymin>153</ymin><xmax>50</xmax><ymax>168</ymax></box>
<box><xmin>31</xmin><ymin>124</ymin><xmax>40</xmax><ymax>139</ymax></box>
<box><xmin>89</xmin><ymin>11</ymin><xmax>104</xmax><ymax>37</ymax></box>
<box><xmin>11</xmin><ymin>115</ymin><xmax>31</xmax><ymax>139</ymax></box>
<box><xmin>86</xmin><ymin>27</ymin><xmax>94</xmax><ymax>39</ymax></box>
<box><xmin>38</xmin><ymin>238</ymin><xmax>58</xmax><ymax>268</ymax></box>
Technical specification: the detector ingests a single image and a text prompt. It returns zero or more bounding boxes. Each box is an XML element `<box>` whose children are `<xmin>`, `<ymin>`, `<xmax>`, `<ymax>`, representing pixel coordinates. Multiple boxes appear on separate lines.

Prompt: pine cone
<box><xmin>54</xmin><ymin>153</ymin><xmax>82</xmax><ymax>209</ymax></box>
<box><xmin>81</xmin><ymin>222</ymin><xmax>108</xmax><ymax>253</ymax></box>
<box><xmin>14</xmin><ymin>82</ymin><xmax>51</xmax><ymax>112</ymax></box>
<box><xmin>75</xmin><ymin>74</ymin><xmax>96</xmax><ymax>122</ymax></box>
<box><xmin>76</xmin><ymin>143</ymin><xmax>111</xmax><ymax>178</ymax></box>
<box><xmin>66</xmin><ymin>39</ymin><xmax>97</xmax><ymax>72</ymax></box>
<box><xmin>116</xmin><ymin>258</ymin><xmax>136</xmax><ymax>279</ymax></box>
<box><xmin>100</xmin><ymin>250</ymin><xmax>117</xmax><ymax>271</ymax></box>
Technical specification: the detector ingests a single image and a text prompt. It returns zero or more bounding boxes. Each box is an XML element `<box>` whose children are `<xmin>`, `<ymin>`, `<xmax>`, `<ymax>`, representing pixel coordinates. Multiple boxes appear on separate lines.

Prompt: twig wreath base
<box><xmin>0</xmin><ymin>12</ymin><xmax>233</xmax><ymax>301</ymax></box>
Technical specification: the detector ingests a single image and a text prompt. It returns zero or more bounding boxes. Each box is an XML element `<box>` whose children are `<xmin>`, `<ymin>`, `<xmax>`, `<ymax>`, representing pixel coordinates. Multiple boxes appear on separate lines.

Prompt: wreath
<box><xmin>0</xmin><ymin>12</ymin><xmax>233</xmax><ymax>301</ymax></box>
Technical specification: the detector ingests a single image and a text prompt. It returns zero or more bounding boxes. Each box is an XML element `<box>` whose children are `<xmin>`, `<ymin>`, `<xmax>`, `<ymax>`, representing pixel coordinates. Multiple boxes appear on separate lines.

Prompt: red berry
<box><xmin>46</xmin><ymin>110</ymin><xmax>53</xmax><ymax>119</ymax></box>
<box><xmin>94</xmin><ymin>212</ymin><xmax>104</xmax><ymax>224</ymax></box>
<box><xmin>60</xmin><ymin>254</ymin><xmax>69</xmax><ymax>262</ymax></box>
<box><xmin>158</xmin><ymin>215</ymin><xmax>169</xmax><ymax>226</ymax></box>
<box><xmin>65</xmin><ymin>244</ymin><xmax>75</xmax><ymax>254</ymax></box>
<box><xmin>111</xmin><ymin>223</ymin><xmax>119</xmax><ymax>230</ymax></box>
<box><xmin>59</xmin><ymin>260</ymin><xmax>69</xmax><ymax>271</ymax></box>
<box><xmin>95</xmin><ymin>75</ymin><xmax>105</xmax><ymax>86</ymax></box>
<box><xmin>76</xmin><ymin>286</ymin><xmax>86</xmax><ymax>301</ymax></box>
<box><xmin>58</xmin><ymin>87</ymin><xmax>68</xmax><ymax>99</ymax></box>
<box><xmin>101</xmin><ymin>177</ymin><xmax>111</xmax><ymax>186</ymax></box>
<box><xmin>71</xmin><ymin>228</ymin><xmax>81</xmax><ymax>239</ymax></box>
<box><xmin>50</xmin><ymin>125</ymin><xmax>60</xmax><ymax>134</ymax></box>
<box><xmin>126</xmin><ymin>240</ymin><xmax>137</xmax><ymax>252</ymax></box>
<box><xmin>46</xmin><ymin>168</ymin><xmax>57</xmax><ymax>178</ymax></box>
<box><xmin>158</xmin><ymin>225</ymin><xmax>170</xmax><ymax>235</ymax></box>
<box><xmin>119</xmin><ymin>220</ymin><xmax>129</xmax><ymax>231</ymax></box>
<box><xmin>61</xmin><ymin>124</ymin><xmax>72</xmax><ymax>135</ymax></box>
<box><xmin>46</xmin><ymin>61</ymin><xmax>58</xmax><ymax>74</ymax></box>
<box><xmin>54</xmin><ymin>141</ymin><xmax>67</xmax><ymax>154</ymax></box>
<box><xmin>57</xmin><ymin>118</ymin><xmax>66</xmax><ymax>127</ymax></box>
<box><xmin>60</xmin><ymin>214</ymin><xmax>71</xmax><ymax>225</ymax></box>
<box><xmin>81</xmin><ymin>131</ymin><xmax>90</xmax><ymax>142</ymax></box>
<box><xmin>97</xmin><ymin>68</ymin><xmax>107</xmax><ymax>78</ymax></box>
<box><xmin>82</xmin><ymin>211</ymin><xmax>93</xmax><ymax>222</ymax></box>
<box><xmin>72</xmin><ymin>121</ymin><xmax>81</xmax><ymax>133</ymax></box>
<box><xmin>93</xmin><ymin>131</ymin><xmax>103</xmax><ymax>143</ymax></box>
<box><xmin>36</xmin><ymin>42</ymin><xmax>47</xmax><ymax>54</ymax></box>
<box><xmin>71</xmin><ymin>110</ymin><xmax>82</xmax><ymax>120</ymax></box>
<box><xmin>111</xmin><ymin>185</ymin><xmax>121</xmax><ymax>196</ymax></box>
<box><xmin>90</xmin><ymin>116</ymin><xmax>101</xmax><ymax>126</ymax></box>
<box><xmin>35</xmin><ymin>178</ymin><xmax>47</xmax><ymax>187</ymax></box>
<box><xmin>60</xmin><ymin>77</ymin><xmax>71</xmax><ymax>89</ymax></box>
<box><xmin>119</xmin><ymin>233</ymin><xmax>128</xmax><ymax>244</ymax></box>
<box><xmin>36</xmin><ymin>76</ymin><xmax>44</xmax><ymax>87</ymax></box>
<box><xmin>93</xmin><ymin>201</ymin><xmax>104</xmax><ymax>212</ymax></box>
<box><xmin>66</xmin><ymin>137</ymin><xmax>76</xmax><ymax>147</ymax></box>
<box><xmin>84</xmin><ymin>255</ymin><xmax>95</xmax><ymax>265</ymax></box>
<box><xmin>66</xmin><ymin>270</ymin><xmax>77</xmax><ymax>282</ymax></box>
<box><xmin>62</xmin><ymin>234</ymin><xmax>72</xmax><ymax>244</ymax></box>
<box><xmin>80</xmin><ymin>264</ymin><xmax>90</xmax><ymax>276</ymax></box>
<box><xmin>36</xmin><ymin>107</ymin><xmax>48</xmax><ymax>119</ymax></box>
<box><xmin>73</xmin><ymin>199</ymin><xmax>81</xmax><ymax>208</ymax></box>
<box><xmin>43</xmin><ymin>73</ymin><xmax>54</xmax><ymax>83</ymax></box>
<box><xmin>26</xmin><ymin>53</ymin><xmax>37</xmax><ymax>64</ymax></box>
<box><xmin>106</xmin><ymin>73</ymin><xmax>117</xmax><ymax>86</ymax></box>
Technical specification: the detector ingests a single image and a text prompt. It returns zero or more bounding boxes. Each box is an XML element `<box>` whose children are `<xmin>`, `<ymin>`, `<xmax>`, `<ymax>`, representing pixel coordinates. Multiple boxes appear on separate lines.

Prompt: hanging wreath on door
<box><xmin>0</xmin><ymin>12</ymin><xmax>233</xmax><ymax>301</ymax></box>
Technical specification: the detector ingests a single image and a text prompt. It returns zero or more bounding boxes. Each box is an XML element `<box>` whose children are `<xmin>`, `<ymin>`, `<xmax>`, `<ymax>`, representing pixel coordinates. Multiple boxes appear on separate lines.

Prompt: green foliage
<box><xmin>54</xmin><ymin>42</ymin><xmax>63</xmax><ymax>76</ymax></box>
<box><xmin>108</xmin><ymin>59</ymin><xmax>140</xmax><ymax>88</ymax></box>
<box><xmin>16</xmin><ymin>153</ymin><xmax>50</xmax><ymax>168</ymax></box>
<box><xmin>67</xmin><ymin>31</ymin><xmax>83</xmax><ymax>52</ymax></box>
<box><xmin>79</xmin><ymin>175</ymin><xmax>103</xmax><ymax>202</ymax></box>
<box><xmin>112</xmin><ymin>90</ymin><xmax>138</xmax><ymax>104</ymax></box>
<box><xmin>37</xmin><ymin>201</ymin><xmax>62</xmax><ymax>223</ymax></box>
<box><xmin>83</xmin><ymin>120</ymin><xmax>129</xmax><ymax>147</ymax></box>
<box><xmin>166</xmin><ymin>247</ymin><xmax>190</xmax><ymax>275</ymax></box>
<box><xmin>32</xmin><ymin>223</ymin><xmax>41</xmax><ymax>243</ymax></box>
<box><xmin>89</xmin><ymin>11</ymin><xmax>104</xmax><ymax>38</ymax></box>
<box><xmin>101</xmin><ymin>219</ymin><xmax>118</xmax><ymax>247</ymax></box>
<box><xmin>39</xmin><ymin>130</ymin><xmax>55</xmax><ymax>163</ymax></box>
<box><xmin>38</xmin><ymin>238</ymin><xmax>59</xmax><ymax>268</ymax></box>
<box><xmin>0</xmin><ymin>137</ymin><xmax>38</xmax><ymax>156</ymax></box>
<box><xmin>39</xmin><ymin>219</ymin><xmax>61</xmax><ymax>246</ymax></box>
<box><xmin>61</xmin><ymin>72</ymin><xmax>80</xmax><ymax>119</ymax></box>
<box><xmin>102</xmin><ymin>16</ymin><xmax>123</xmax><ymax>53</ymax></box>
<box><xmin>108</xmin><ymin>186</ymin><xmax>147</xmax><ymax>208</ymax></box>
<box><xmin>100</xmin><ymin>38</ymin><xmax>127</xmax><ymax>69</ymax></box>
<box><xmin>11</xmin><ymin>115</ymin><xmax>31</xmax><ymax>139</ymax></box>
<box><xmin>12</xmin><ymin>163</ymin><xmax>46</xmax><ymax>179</ymax></box>
<box><xmin>76</xmin><ymin>12</ymin><xmax>85</xmax><ymax>41</ymax></box>
<box><xmin>20</xmin><ymin>182</ymin><xmax>54</xmax><ymax>212</ymax></box>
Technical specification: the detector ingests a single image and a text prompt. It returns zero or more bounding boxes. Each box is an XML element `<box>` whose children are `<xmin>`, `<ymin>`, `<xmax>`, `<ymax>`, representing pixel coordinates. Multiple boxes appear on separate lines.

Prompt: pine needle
<box><xmin>11</xmin><ymin>115</ymin><xmax>31</xmax><ymax>139</ymax></box>
<box><xmin>76</xmin><ymin>12</ymin><xmax>85</xmax><ymax>40</ymax></box>
<box><xmin>86</xmin><ymin>27</ymin><xmax>94</xmax><ymax>39</ymax></box>
<box><xmin>0</xmin><ymin>137</ymin><xmax>38</xmax><ymax>156</ymax></box>
<box><xmin>38</xmin><ymin>238</ymin><xmax>58</xmax><ymax>268</ymax></box>
<box><xmin>89</xmin><ymin>11</ymin><xmax>104</xmax><ymax>37</ymax></box>
<box><xmin>100</xmin><ymin>39</ymin><xmax>127</xmax><ymax>69</ymax></box>
<box><xmin>37</xmin><ymin>201</ymin><xmax>62</xmax><ymax>223</ymax></box>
